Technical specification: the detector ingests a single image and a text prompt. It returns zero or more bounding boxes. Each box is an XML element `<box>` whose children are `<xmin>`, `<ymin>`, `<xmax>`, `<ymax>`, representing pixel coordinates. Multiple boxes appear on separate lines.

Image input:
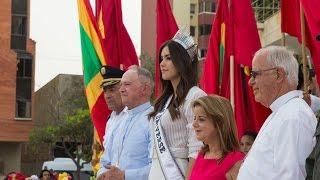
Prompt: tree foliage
<box><xmin>29</xmin><ymin>108</ymin><xmax>93</xmax><ymax>179</ymax></box>
<box><xmin>140</xmin><ymin>52</ymin><xmax>155</xmax><ymax>79</ymax></box>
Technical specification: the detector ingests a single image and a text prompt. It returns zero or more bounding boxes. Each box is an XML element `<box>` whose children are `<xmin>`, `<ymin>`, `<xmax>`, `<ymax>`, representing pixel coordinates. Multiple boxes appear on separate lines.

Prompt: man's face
<box><xmin>119</xmin><ymin>70</ymin><xmax>144</xmax><ymax>109</ymax></box>
<box><xmin>249</xmin><ymin>54</ymin><xmax>278</xmax><ymax>107</ymax></box>
<box><xmin>103</xmin><ymin>83</ymin><xmax>123</xmax><ymax>112</ymax></box>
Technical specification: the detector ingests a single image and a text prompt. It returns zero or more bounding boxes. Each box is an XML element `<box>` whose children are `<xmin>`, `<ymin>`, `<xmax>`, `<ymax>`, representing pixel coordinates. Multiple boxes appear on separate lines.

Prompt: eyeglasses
<box><xmin>250</xmin><ymin>67</ymin><xmax>277</xmax><ymax>79</ymax></box>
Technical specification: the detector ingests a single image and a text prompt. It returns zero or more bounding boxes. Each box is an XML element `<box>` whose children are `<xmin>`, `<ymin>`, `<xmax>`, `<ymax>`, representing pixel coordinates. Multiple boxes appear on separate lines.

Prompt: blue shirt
<box><xmin>97</xmin><ymin>102</ymin><xmax>153</xmax><ymax>180</ymax></box>
<box><xmin>102</xmin><ymin>109</ymin><xmax>127</xmax><ymax>150</ymax></box>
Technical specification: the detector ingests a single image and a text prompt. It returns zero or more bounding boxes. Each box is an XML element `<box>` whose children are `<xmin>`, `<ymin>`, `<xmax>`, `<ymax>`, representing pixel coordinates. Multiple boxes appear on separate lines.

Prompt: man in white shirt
<box><xmin>97</xmin><ymin>66</ymin><xmax>154</xmax><ymax>180</ymax></box>
<box><xmin>237</xmin><ymin>46</ymin><xmax>317</xmax><ymax>180</ymax></box>
<box><xmin>92</xmin><ymin>66</ymin><xmax>126</xmax><ymax>173</ymax></box>
<box><xmin>99</xmin><ymin>66</ymin><xmax>127</xmax><ymax>151</ymax></box>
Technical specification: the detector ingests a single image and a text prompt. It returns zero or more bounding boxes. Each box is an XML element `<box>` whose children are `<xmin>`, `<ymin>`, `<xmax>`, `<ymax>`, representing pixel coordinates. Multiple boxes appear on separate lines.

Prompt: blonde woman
<box><xmin>190</xmin><ymin>95</ymin><xmax>244</xmax><ymax>180</ymax></box>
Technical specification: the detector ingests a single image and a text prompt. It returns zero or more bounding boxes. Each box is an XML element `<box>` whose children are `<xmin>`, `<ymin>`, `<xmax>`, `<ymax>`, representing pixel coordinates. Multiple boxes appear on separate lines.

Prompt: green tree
<box><xmin>29</xmin><ymin>108</ymin><xmax>93</xmax><ymax>180</ymax></box>
<box><xmin>140</xmin><ymin>52</ymin><xmax>156</xmax><ymax>101</ymax></box>
<box><xmin>140</xmin><ymin>52</ymin><xmax>155</xmax><ymax>79</ymax></box>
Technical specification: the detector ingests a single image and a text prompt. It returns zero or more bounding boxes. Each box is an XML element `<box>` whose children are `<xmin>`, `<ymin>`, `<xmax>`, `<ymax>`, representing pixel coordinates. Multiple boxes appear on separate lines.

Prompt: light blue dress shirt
<box><xmin>97</xmin><ymin>102</ymin><xmax>153</xmax><ymax>180</ymax></box>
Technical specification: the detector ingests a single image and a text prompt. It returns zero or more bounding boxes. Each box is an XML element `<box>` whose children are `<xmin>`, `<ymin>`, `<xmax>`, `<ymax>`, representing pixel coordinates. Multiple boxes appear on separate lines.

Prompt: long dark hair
<box><xmin>149</xmin><ymin>40</ymin><xmax>199</xmax><ymax>120</ymax></box>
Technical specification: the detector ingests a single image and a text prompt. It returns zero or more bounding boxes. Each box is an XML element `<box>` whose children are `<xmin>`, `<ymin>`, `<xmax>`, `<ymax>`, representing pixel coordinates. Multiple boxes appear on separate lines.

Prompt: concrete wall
<box><xmin>141</xmin><ymin>0</ymin><xmax>156</xmax><ymax>59</ymax></box>
<box><xmin>173</xmin><ymin>0</ymin><xmax>190</xmax><ymax>28</ymax></box>
<box><xmin>0</xmin><ymin>142</ymin><xmax>22</xmax><ymax>175</ymax></box>
<box><xmin>34</xmin><ymin>74</ymin><xmax>86</xmax><ymax>125</ymax></box>
<box><xmin>258</xmin><ymin>11</ymin><xmax>302</xmax><ymax>55</ymax></box>
<box><xmin>258</xmin><ymin>12</ymin><xmax>282</xmax><ymax>47</ymax></box>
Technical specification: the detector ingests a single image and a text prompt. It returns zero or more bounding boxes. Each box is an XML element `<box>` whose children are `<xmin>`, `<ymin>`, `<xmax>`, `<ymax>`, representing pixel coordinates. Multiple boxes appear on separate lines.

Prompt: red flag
<box><xmin>200</xmin><ymin>0</ymin><xmax>228</xmax><ymax>94</ymax></box>
<box><xmin>201</xmin><ymin>0</ymin><xmax>270</xmax><ymax>137</ymax></box>
<box><xmin>95</xmin><ymin>0</ymin><xmax>102</xmax><ymax>20</ymax></box>
<box><xmin>231</xmin><ymin>0</ymin><xmax>270</xmax><ymax>134</ymax></box>
<box><xmin>156</xmin><ymin>0</ymin><xmax>178</xmax><ymax>96</ymax></box>
<box><xmin>281</xmin><ymin>0</ymin><xmax>320</xmax><ymax>84</ymax></box>
<box><xmin>98</xmin><ymin>0</ymin><xmax>139</xmax><ymax>69</ymax></box>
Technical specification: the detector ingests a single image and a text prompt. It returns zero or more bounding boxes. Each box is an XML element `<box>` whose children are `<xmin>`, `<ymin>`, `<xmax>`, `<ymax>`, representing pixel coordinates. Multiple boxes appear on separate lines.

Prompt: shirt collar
<box><xmin>126</xmin><ymin>102</ymin><xmax>151</xmax><ymax>115</ymax></box>
<box><xmin>110</xmin><ymin>107</ymin><xmax>127</xmax><ymax>117</ymax></box>
<box><xmin>270</xmin><ymin>90</ymin><xmax>300</xmax><ymax>112</ymax></box>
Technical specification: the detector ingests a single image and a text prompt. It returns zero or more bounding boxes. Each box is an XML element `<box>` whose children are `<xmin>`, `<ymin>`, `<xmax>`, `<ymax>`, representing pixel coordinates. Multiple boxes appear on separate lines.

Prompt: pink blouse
<box><xmin>190</xmin><ymin>151</ymin><xmax>244</xmax><ymax>180</ymax></box>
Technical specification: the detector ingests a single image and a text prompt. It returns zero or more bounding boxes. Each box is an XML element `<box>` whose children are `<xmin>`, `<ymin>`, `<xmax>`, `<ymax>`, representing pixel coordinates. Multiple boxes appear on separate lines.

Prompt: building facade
<box><xmin>22</xmin><ymin>74</ymin><xmax>87</xmax><ymax>175</ymax></box>
<box><xmin>0</xmin><ymin>0</ymin><xmax>35</xmax><ymax>175</ymax></box>
<box><xmin>140</xmin><ymin>0</ymin><xmax>216</xmax><ymax>61</ymax></box>
<box><xmin>190</xmin><ymin>0</ymin><xmax>199</xmax><ymax>44</ymax></box>
<box><xmin>197</xmin><ymin>0</ymin><xmax>216</xmax><ymax>60</ymax></box>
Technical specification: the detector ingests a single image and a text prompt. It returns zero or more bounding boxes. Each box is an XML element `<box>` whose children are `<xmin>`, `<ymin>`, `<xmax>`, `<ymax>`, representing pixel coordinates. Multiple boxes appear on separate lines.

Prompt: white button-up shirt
<box><xmin>102</xmin><ymin>109</ymin><xmax>127</xmax><ymax>149</ymax></box>
<box><xmin>97</xmin><ymin>102</ymin><xmax>153</xmax><ymax>180</ymax></box>
<box><xmin>238</xmin><ymin>90</ymin><xmax>317</xmax><ymax>180</ymax></box>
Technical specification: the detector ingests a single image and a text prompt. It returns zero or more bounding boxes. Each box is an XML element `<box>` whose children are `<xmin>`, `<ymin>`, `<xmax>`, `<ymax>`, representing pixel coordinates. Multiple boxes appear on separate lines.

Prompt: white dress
<box><xmin>148</xmin><ymin>86</ymin><xmax>206</xmax><ymax>180</ymax></box>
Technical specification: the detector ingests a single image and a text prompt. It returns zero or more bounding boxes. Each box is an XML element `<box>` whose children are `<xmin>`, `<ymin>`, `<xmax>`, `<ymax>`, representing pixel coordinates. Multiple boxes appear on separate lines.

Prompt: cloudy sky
<box><xmin>30</xmin><ymin>0</ymin><xmax>141</xmax><ymax>90</ymax></box>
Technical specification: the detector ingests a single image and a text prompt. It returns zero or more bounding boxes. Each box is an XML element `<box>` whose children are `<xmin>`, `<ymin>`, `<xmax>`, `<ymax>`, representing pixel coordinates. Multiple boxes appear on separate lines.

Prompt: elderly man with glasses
<box><xmin>238</xmin><ymin>46</ymin><xmax>317</xmax><ymax>180</ymax></box>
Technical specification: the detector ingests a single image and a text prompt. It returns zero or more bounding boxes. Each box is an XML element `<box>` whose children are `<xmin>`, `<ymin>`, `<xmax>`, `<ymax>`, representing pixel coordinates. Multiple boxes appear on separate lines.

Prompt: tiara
<box><xmin>172</xmin><ymin>28</ymin><xmax>197</xmax><ymax>60</ymax></box>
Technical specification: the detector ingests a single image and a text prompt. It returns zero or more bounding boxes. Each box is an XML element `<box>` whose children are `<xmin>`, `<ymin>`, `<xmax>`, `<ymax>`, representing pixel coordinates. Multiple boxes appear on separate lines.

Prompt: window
<box><xmin>12</xmin><ymin>0</ymin><xmax>27</xmax><ymax>14</ymax></box>
<box><xmin>190</xmin><ymin>26</ymin><xmax>196</xmax><ymax>36</ymax></box>
<box><xmin>199</xmin><ymin>49</ymin><xmax>207</xmax><ymax>58</ymax></box>
<box><xmin>199</xmin><ymin>1</ymin><xmax>204</xmax><ymax>13</ymax></box>
<box><xmin>205</xmin><ymin>2</ymin><xmax>212</xmax><ymax>12</ymax></box>
<box><xmin>11</xmin><ymin>16</ymin><xmax>27</xmax><ymax>36</ymax></box>
<box><xmin>17</xmin><ymin>58</ymin><xmax>32</xmax><ymax>77</ymax></box>
<box><xmin>190</xmin><ymin>4</ymin><xmax>196</xmax><ymax>14</ymax></box>
<box><xmin>205</xmin><ymin>24</ymin><xmax>212</xmax><ymax>35</ymax></box>
<box><xmin>11</xmin><ymin>0</ymin><xmax>28</xmax><ymax>50</ymax></box>
<box><xmin>199</xmin><ymin>24</ymin><xmax>212</xmax><ymax>36</ymax></box>
<box><xmin>211</xmin><ymin>2</ymin><xmax>216</xmax><ymax>12</ymax></box>
<box><xmin>16</xmin><ymin>100</ymin><xmax>31</xmax><ymax>118</ymax></box>
<box><xmin>199</xmin><ymin>1</ymin><xmax>215</xmax><ymax>13</ymax></box>
<box><xmin>16</xmin><ymin>56</ymin><xmax>32</xmax><ymax>119</ymax></box>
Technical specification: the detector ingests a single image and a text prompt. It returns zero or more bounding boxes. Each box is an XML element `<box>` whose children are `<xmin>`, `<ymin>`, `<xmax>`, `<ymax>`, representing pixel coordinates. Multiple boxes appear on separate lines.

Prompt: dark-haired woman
<box><xmin>149</xmin><ymin>32</ymin><xmax>206</xmax><ymax>180</ymax></box>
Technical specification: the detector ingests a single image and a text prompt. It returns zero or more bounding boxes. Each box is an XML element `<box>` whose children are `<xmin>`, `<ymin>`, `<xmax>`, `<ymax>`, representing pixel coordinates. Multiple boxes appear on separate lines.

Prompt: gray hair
<box><xmin>255</xmin><ymin>46</ymin><xmax>298</xmax><ymax>87</ymax></box>
<box><xmin>128</xmin><ymin>65</ymin><xmax>154</xmax><ymax>93</ymax></box>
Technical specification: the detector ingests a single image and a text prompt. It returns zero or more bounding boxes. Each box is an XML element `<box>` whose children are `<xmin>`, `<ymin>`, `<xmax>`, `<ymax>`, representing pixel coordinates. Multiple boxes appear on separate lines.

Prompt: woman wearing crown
<box><xmin>148</xmin><ymin>30</ymin><xmax>207</xmax><ymax>180</ymax></box>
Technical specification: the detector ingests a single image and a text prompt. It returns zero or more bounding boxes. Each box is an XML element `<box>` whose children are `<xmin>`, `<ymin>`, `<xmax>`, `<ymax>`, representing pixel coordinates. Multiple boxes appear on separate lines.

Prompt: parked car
<box><xmin>42</xmin><ymin>158</ymin><xmax>93</xmax><ymax>179</ymax></box>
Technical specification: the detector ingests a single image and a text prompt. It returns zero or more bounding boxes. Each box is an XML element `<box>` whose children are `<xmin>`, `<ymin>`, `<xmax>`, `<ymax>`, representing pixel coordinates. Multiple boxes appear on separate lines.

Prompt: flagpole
<box><xmin>228</xmin><ymin>0</ymin><xmax>235</xmax><ymax>111</ymax></box>
<box><xmin>299</xmin><ymin>1</ymin><xmax>309</xmax><ymax>94</ymax></box>
<box><xmin>282</xmin><ymin>33</ymin><xmax>286</xmax><ymax>46</ymax></box>
<box><xmin>230</xmin><ymin>55</ymin><xmax>235</xmax><ymax>110</ymax></box>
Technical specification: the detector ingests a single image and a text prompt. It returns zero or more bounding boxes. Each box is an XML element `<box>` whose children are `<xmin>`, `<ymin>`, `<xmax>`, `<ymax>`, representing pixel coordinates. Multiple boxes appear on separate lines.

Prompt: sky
<box><xmin>30</xmin><ymin>0</ymin><xmax>141</xmax><ymax>90</ymax></box>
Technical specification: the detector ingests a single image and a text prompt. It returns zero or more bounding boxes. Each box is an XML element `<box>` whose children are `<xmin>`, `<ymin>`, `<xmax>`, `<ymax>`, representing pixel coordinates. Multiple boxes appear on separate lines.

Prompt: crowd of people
<box><xmin>95</xmin><ymin>28</ymin><xmax>320</xmax><ymax>180</ymax></box>
<box><xmin>3</xmin><ymin>169</ymin><xmax>73</xmax><ymax>180</ymax></box>
<box><xmin>3</xmin><ymin>28</ymin><xmax>319</xmax><ymax>180</ymax></box>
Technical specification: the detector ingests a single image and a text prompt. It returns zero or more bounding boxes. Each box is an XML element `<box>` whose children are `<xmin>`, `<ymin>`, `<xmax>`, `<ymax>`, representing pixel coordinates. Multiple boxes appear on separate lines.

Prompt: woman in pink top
<box><xmin>190</xmin><ymin>95</ymin><xmax>244</xmax><ymax>180</ymax></box>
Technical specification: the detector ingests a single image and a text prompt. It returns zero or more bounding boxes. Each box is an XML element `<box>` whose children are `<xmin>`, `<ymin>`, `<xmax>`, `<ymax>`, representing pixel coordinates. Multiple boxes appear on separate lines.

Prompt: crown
<box><xmin>172</xmin><ymin>28</ymin><xmax>197</xmax><ymax>60</ymax></box>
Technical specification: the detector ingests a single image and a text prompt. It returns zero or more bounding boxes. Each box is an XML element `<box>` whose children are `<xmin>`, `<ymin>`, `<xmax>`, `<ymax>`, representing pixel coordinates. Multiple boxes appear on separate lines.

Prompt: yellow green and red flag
<box><xmin>77</xmin><ymin>0</ymin><xmax>109</xmax><ymax>144</ymax></box>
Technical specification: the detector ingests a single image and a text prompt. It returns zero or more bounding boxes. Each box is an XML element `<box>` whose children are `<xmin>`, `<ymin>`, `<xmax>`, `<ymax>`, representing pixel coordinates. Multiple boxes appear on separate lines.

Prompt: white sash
<box><xmin>153</xmin><ymin>96</ymin><xmax>185</xmax><ymax>180</ymax></box>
